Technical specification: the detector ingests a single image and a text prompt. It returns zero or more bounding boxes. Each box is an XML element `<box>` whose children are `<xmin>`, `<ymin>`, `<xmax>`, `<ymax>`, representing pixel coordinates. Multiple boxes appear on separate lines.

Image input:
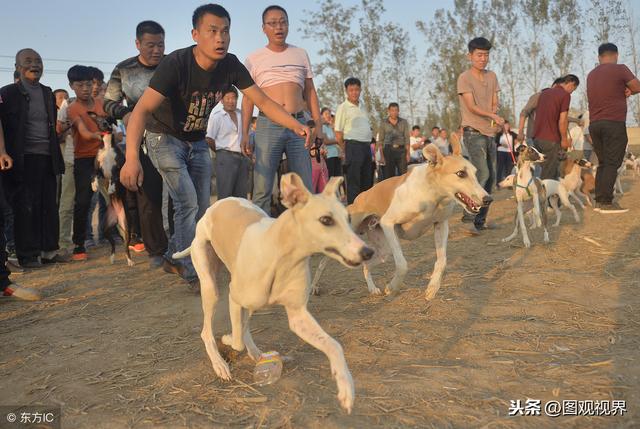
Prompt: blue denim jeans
<box><xmin>462</xmin><ymin>130</ymin><xmax>496</xmax><ymax>227</ymax></box>
<box><xmin>253</xmin><ymin>114</ymin><xmax>312</xmax><ymax>213</ymax></box>
<box><xmin>146</xmin><ymin>132</ymin><xmax>212</xmax><ymax>281</ymax></box>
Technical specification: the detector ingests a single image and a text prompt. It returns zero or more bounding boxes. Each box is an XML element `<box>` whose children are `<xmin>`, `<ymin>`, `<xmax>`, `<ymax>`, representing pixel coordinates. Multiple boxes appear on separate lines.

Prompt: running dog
<box><xmin>311</xmin><ymin>144</ymin><xmax>491</xmax><ymax>301</ymax></box>
<box><xmin>502</xmin><ymin>145</ymin><xmax>549</xmax><ymax>248</ymax></box>
<box><xmin>173</xmin><ymin>174</ymin><xmax>373</xmax><ymax>414</ymax></box>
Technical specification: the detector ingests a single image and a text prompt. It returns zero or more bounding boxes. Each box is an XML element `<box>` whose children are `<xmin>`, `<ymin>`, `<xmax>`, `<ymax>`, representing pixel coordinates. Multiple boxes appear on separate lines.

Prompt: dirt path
<box><xmin>2</xmin><ymin>175</ymin><xmax>639</xmax><ymax>428</ymax></box>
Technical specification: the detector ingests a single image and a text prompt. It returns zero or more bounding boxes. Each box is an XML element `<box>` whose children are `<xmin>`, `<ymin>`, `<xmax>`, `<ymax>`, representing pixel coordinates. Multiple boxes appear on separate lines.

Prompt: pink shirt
<box><xmin>244</xmin><ymin>45</ymin><xmax>313</xmax><ymax>89</ymax></box>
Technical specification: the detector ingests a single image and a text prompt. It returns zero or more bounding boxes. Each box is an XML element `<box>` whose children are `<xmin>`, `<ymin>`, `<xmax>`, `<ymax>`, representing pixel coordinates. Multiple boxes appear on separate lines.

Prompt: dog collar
<box><xmin>515</xmin><ymin>175</ymin><xmax>534</xmax><ymax>197</ymax></box>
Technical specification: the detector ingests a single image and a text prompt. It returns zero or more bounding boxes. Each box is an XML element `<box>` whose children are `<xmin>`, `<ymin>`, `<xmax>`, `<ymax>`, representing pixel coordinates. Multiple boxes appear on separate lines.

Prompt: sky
<box><xmin>0</xmin><ymin>0</ymin><xmax>445</xmax><ymax>93</ymax></box>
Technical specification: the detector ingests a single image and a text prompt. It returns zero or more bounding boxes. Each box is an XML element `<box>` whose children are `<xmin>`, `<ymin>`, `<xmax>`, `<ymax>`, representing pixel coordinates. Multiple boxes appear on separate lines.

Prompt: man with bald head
<box><xmin>0</xmin><ymin>48</ymin><xmax>66</xmax><ymax>268</ymax></box>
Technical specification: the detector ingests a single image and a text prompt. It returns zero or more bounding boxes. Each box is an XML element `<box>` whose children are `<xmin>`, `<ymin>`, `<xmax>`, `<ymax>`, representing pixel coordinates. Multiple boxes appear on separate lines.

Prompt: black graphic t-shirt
<box><xmin>148</xmin><ymin>46</ymin><xmax>254</xmax><ymax>142</ymax></box>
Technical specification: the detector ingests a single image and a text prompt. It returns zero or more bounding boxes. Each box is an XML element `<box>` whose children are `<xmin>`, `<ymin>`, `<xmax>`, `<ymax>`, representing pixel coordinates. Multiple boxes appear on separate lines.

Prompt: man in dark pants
<box><xmin>532</xmin><ymin>74</ymin><xmax>579</xmax><ymax>180</ymax></box>
<box><xmin>587</xmin><ymin>43</ymin><xmax>640</xmax><ymax>213</ymax></box>
<box><xmin>334</xmin><ymin>77</ymin><xmax>373</xmax><ymax>204</ymax></box>
<box><xmin>104</xmin><ymin>20</ymin><xmax>168</xmax><ymax>267</ymax></box>
<box><xmin>457</xmin><ymin>37</ymin><xmax>502</xmax><ymax>234</ymax></box>
<box><xmin>0</xmin><ymin>123</ymin><xmax>39</xmax><ymax>300</ymax></box>
<box><xmin>378</xmin><ymin>102</ymin><xmax>410</xmax><ymax>178</ymax></box>
<box><xmin>0</xmin><ymin>49</ymin><xmax>66</xmax><ymax>268</ymax></box>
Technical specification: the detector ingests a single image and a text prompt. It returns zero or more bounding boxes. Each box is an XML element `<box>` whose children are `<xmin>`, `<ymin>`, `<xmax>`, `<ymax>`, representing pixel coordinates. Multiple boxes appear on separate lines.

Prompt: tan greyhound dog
<box><xmin>311</xmin><ymin>144</ymin><xmax>491</xmax><ymax>300</ymax></box>
<box><xmin>173</xmin><ymin>173</ymin><xmax>373</xmax><ymax>414</ymax></box>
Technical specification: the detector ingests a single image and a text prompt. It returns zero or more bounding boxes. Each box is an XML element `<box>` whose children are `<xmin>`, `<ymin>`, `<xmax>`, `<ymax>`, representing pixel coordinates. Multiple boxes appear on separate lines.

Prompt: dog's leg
<box><xmin>425</xmin><ymin>220</ymin><xmax>448</xmax><ymax>301</ymax></box>
<box><xmin>363</xmin><ymin>263</ymin><xmax>381</xmax><ymax>295</ymax></box>
<box><xmin>221</xmin><ymin>294</ymin><xmax>245</xmax><ymax>352</ymax></box>
<box><xmin>502</xmin><ymin>212</ymin><xmax>519</xmax><ymax>243</ymax></box>
<box><xmin>310</xmin><ymin>256</ymin><xmax>329</xmax><ymax>295</ymax></box>
<box><xmin>549</xmin><ymin>195</ymin><xmax>561</xmax><ymax>227</ymax></box>
<box><xmin>114</xmin><ymin>197</ymin><xmax>134</xmax><ymax>267</ymax></box>
<box><xmin>191</xmin><ymin>238</ymin><xmax>230</xmax><ymax>380</ymax></box>
<box><xmin>574</xmin><ymin>189</ymin><xmax>591</xmax><ymax>207</ymax></box>
<box><xmin>286</xmin><ymin>305</ymin><xmax>354</xmax><ymax>414</ymax></box>
<box><xmin>380</xmin><ymin>220</ymin><xmax>407</xmax><ymax>295</ymax></box>
<box><xmin>568</xmin><ymin>190</ymin><xmax>585</xmax><ymax>209</ymax></box>
<box><xmin>559</xmin><ymin>187</ymin><xmax>580</xmax><ymax>223</ymax></box>
<box><xmin>518</xmin><ymin>201</ymin><xmax>532</xmax><ymax>248</ymax></box>
<box><xmin>241</xmin><ymin>309</ymin><xmax>262</xmax><ymax>362</ymax></box>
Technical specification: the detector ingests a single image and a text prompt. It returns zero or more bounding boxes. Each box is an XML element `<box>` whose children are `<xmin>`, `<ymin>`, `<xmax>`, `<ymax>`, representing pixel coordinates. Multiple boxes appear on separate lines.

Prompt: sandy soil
<box><xmin>1</xmin><ymin>174</ymin><xmax>639</xmax><ymax>429</ymax></box>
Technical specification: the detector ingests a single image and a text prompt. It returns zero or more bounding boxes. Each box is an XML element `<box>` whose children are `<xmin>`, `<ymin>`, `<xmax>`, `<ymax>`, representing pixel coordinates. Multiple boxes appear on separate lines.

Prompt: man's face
<box><xmin>221</xmin><ymin>91</ymin><xmax>237</xmax><ymax>112</ymax></box>
<box><xmin>136</xmin><ymin>32</ymin><xmax>165</xmax><ymax>67</ymax></box>
<box><xmin>91</xmin><ymin>79</ymin><xmax>104</xmax><ymax>98</ymax></box>
<box><xmin>55</xmin><ymin>91</ymin><xmax>68</xmax><ymax>108</ymax></box>
<box><xmin>262</xmin><ymin>9</ymin><xmax>288</xmax><ymax>45</ymax></box>
<box><xmin>388</xmin><ymin>106</ymin><xmax>399</xmax><ymax>120</ymax></box>
<box><xmin>562</xmin><ymin>82</ymin><xmax>578</xmax><ymax>94</ymax></box>
<box><xmin>432</xmin><ymin>128</ymin><xmax>440</xmax><ymax>138</ymax></box>
<box><xmin>468</xmin><ymin>48</ymin><xmax>490</xmax><ymax>71</ymax></box>
<box><xmin>192</xmin><ymin>13</ymin><xmax>230</xmax><ymax>62</ymax></box>
<box><xmin>411</xmin><ymin>128</ymin><xmax>420</xmax><ymax>137</ymax></box>
<box><xmin>321</xmin><ymin>109</ymin><xmax>331</xmax><ymax>123</ymax></box>
<box><xmin>439</xmin><ymin>130</ymin><xmax>448</xmax><ymax>139</ymax></box>
<box><xmin>599</xmin><ymin>52</ymin><xmax>619</xmax><ymax>64</ymax></box>
<box><xmin>16</xmin><ymin>49</ymin><xmax>43</xmax><ymax>83</ymax></box>
<box><xmin>71</xmin><ymin>81</ymin><xmax>92</xmax><ymax>101</ymax></box>
<box><xmin>346</xmin><ymin>84</ymin><xmax>361</xmax><ymax>104</ymax></box>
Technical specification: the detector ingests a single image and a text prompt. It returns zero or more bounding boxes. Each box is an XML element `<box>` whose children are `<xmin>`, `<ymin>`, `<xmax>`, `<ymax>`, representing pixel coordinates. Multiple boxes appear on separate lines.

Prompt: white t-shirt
<box><xmin>498</xmin><ymin>132</ymin><xmax>514</xmax><ymax>153</ymax></box>
<box><xmin>409</xmin><ymin>136</ymin><xmax>423</xmax><ymax>160</ymax></box>
<box><xmin>245</xmin><ymin>45</ymin><xmax>313</xmax><ymax>89</ymax></box>
<box><xmin>334</xmin><ymin>99</ymin><xmax>372</xmax><ymax>142</ymax></box>
<box><xmin>206</xmin><ymin>109</ymin><xmax>243</xmax><ymax>153</ymax></box>
<box><xmin>57</xmin><ymin>99</ymin><xmax>75</xmax><ymax>164</ymax></box>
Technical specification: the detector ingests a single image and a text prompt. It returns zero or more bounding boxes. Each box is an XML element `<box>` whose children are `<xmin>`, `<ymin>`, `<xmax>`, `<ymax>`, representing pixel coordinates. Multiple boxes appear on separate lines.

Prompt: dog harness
<box><xmin>515</xmin><ymin>175</ymin><xmax>534</xmax><ymax>197</ymax></box>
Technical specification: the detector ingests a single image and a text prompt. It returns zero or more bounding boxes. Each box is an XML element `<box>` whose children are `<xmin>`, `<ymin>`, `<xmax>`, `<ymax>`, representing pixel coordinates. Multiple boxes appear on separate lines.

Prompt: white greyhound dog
<box><xmin>173</xmin><ymin>173</ymin><xmax>373</xmax><ymax>414</ymax></box>
<box><xmin>311</xmin><ymin>144</ymin><xmax>491</xmax><ymax>301</ymax></box>
<box><xmin>559</xmin><ymin>158</ymin><xmax>593</xmax><ymax>208</ymax></box>
<box><xmin>503</xmin><ymin>145</ymin><xmax>550</xmax><ymax>248</ymax></box>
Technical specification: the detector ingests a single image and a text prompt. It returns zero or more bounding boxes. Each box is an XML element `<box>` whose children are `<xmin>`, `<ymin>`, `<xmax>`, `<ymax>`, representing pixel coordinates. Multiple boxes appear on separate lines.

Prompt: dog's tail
<box><xmin>172</xmin><ymin>247</ymin><xmax>192</xmax><ymax>259</ymax></box>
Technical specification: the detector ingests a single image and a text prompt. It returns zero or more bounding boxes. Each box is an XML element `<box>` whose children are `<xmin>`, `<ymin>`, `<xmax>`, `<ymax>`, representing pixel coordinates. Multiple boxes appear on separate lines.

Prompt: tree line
<box><xmin>302</xmin><ymin>0</ymin><xmax>640</xmax><ymax>133</ymax></box>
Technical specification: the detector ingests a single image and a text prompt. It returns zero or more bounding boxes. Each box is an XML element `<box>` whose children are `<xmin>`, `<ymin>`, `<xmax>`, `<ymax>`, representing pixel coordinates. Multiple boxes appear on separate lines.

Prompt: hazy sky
<box><xmin>0</xmin><ymin>0</ymin><xmax>444</xmax><ymax>92</ymax></box>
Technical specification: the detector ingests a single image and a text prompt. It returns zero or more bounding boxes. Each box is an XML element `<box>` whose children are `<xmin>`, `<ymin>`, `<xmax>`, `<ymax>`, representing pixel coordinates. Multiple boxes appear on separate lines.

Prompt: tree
<box><xmin>587</xmin><ymin>0</ymin><xmax>628</xmax><ymax>44</ymax></box>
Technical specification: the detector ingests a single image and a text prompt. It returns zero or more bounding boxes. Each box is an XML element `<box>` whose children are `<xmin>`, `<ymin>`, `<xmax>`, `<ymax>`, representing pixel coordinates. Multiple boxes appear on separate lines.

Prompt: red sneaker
<box><xmin>72</xmin><ymin>247</ymin><xmax>88</xmax><ymax>261</ymax></box>
<box><xmin>3</xmin><ymin>285</ymin><xmax>41</xmax><ymax>301</ymax></box>
<box><xmin>128</xmin><ymin>242</ymin><xmax>146</xmax><ymax>253</ymax></box>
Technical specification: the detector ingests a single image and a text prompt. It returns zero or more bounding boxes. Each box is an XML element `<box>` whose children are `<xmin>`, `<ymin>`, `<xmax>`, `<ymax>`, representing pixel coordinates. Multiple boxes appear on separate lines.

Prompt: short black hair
<box><xmin>432</xmin><ymin>126</ymin><xmax>440</xmax><ymax>131</ymax></box>
<box><xmin>439</xmin><ymin>128</ymin><xmax>447</xmax><ymax>132</ymax></box>
<box><xmin>563</xmin><ymin>74</ymin><xmax>580</xmax><ymax>86</ymax></box>
<box><xmin>344</xmin><ymin>77</ymin><xmax>361</xmax><ymax>88</ymax></box>
<box><xmin>13</xmin><ymin>70</ymin><xmax>19</xmax><ymax>80</ymax></box>
<box><xmin>87</xmin><ymin>66</ymin><xmax>104</xmax><ymax>82</ymax></box>
<box><xmin>251</xmin><ymin>116</ymin><xmax>257</xmax><ymax>124</ymax></box>
<box><xmin>320</xmin><ymin>107</ymin><xmax>331</xmax><ymax>115</ymax></box>
<box><xmin>136</xmin><ymin>20</ymin><xmax>165</xmax><ymax>39</ymax></box>
<box><xmin>388</xmin><ymin>102</ymin><xmax>399</xmax><ymax>109</ymax></box>
<box><xmin>67</xmin><ymin>65</ymin><xmax>92</xmax><ymax>83</ymax></box>
<box><xmin>14</xmin><ymin>48</ymin><xmax>38</xmax><ymax>65</ymax></box>
<box><xmin>412</xmin><ymin>125</ymin><xmax>420</xmax><ymax>131</ymax></box>
<box><xmin>468</xmin><ymin>37</ymin><xmax>492</xmax><ymax>53</ymax></box>
<box><xmin>53</xmin><ymin>88</ymin><xmax>68</xmax><ymax>97</ymax></box>
<box><xmin>262</xmin><ymin>5</ymin><xmax>288</xmax><ymax>23</ymax></box>
<box><xmin>222</xmin><ymin>86</ymin><xmax>238</xmax><ymax>97</ymax></box>
<box><xmin>552</xmin><ymin>76</ymin><xmax>565</xmax><ymax>85</ymax></box>
<box><xmin>598</xmin><ymin>42</ymin><xmax>618</xmax><ymax>56</ymax></box>
<box><xmin>192</xmin><ymin>3</ymin><xmax>231</xmax><ymax>29</ymax></box>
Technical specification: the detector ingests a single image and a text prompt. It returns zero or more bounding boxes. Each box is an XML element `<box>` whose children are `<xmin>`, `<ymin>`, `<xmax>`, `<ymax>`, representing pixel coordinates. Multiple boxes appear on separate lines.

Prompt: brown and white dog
<box><xmin>311</xmin><ymin>144</ymin><xmax>490</xmax><ymax>300</ymax></box>
<box><xmin>173</xmin><ymin>173</ymin><xmax>373</xmax><ymax>414</ymax></box>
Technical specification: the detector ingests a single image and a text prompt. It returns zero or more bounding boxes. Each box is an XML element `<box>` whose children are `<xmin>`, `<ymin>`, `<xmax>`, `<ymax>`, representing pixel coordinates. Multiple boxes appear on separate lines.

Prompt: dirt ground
<box><xmin>2</xmin><ymin>173</ymin><xmax>640</xmax><ymax>429</ymax></box>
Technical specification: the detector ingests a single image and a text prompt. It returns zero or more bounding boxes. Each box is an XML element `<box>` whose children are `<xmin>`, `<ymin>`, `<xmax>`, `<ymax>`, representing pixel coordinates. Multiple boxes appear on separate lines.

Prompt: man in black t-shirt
<box><xmin>120</xmin><ymin>4</ymin><xmax>310</xmax><ymax>292</ymax></box>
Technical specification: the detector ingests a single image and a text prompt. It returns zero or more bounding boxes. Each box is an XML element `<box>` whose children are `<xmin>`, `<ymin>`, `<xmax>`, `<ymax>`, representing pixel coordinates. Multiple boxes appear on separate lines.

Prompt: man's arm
<box><xmin>559</xmin><ymin>111</ymin><xmax>570</xmax><ymax>149</ymax></box>
<box><xmin>303</xmin><ymin>78</ymin><xmax>322</xmax><ymax>138</ymax></box>
<box><xmin>0</xmin><ymin>119</ymin><xmax>13</xmax><ymax>170</ymax></box>
<box><xmin>120</xmin><ymin>87</ymin><xmax>166</xmax><ymax>191</ymax></box>
<box><xmin>626</xmin><ymin>78</ymin><xmax>640</xmax><ymax>95</ymax></box>
<box><xmin>460</xmin><ymin>92</ymin><xmax>504</xmax><ymax>125</ymax></box>
<box><xmin>404</xmin><ymin>121</ymin><xmax>410</xmax><ymax>162</ymax></box>
<box><xmin>103</xmin><ymin>65</ymin><xmax>131</xmax><ymax>124</ymax></box>
<box><xmin>240</xmin><ymin>95</ymin><xmax>255</xmax><ymax>156</ymax></box>
<box><xmin>241</xmin><ymin>84</ymin><xmax>310</xmax><ymax>147</ymax></box>
<box><xmin>518</xmin><ymin>92</ymin><xmax>539</xmax><ymax>141</ymax></box>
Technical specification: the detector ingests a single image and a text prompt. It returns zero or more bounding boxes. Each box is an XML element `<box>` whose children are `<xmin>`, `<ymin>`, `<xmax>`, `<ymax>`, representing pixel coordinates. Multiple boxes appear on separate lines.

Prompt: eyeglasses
<box><xmin>264</xmin><ymin>20</ymin><xmax>288</xmax><ymax>28</ymax></box>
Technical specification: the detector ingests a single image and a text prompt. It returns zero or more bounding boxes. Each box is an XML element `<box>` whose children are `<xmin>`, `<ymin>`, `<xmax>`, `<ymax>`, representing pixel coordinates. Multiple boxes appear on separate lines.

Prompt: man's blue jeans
<box><xmin>146</xmin><ymin>132</ymin><xmax>212</xmax><ymax>281</ymax></box>
<box><xmin>253</xmin><ymin>114</ymin><xmax>312</xmax><ymax>214</ymax></box>
<box><xmin>462</xmin><ymin>129</ymin><xmax>496</xmax><ymax>227</ymax></box>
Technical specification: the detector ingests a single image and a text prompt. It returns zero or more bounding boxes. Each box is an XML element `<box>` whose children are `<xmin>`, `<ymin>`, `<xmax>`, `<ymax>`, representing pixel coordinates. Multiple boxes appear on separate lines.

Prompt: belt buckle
<box><xmin>392</xmin><ymin>144</ymin><xmax>401</xmax><ymax>149</ymax></box>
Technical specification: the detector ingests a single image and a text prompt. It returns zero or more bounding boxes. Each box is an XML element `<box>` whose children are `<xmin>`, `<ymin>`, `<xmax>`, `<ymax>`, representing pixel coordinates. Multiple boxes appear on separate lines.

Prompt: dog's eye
<box><xmin>456</xmin><ymin>170</ymin><xmax>467</xmax><ymax>178</ymax></box>
<box><xmin>319</xmin><ymin>216</ymin><xmax>335</xmax><ymax>226</ymax></box>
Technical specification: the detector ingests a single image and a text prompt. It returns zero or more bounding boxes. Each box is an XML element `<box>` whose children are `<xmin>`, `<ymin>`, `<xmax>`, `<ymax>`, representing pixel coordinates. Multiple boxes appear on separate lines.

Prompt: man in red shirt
<box><xmin>532</xmin><ymin>74</ymin><xmax>579</xmax><ymax>180</ymax></box>
<box><xmin>587</xmin><ymin>43</ymin><xmax>640</xmax><ymax>213</ymax></box>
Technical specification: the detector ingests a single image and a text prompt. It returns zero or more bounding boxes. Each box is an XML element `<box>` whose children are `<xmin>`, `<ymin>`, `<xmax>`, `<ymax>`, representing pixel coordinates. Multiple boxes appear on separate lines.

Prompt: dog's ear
<box><xmin>322</xmin><ymin>176</ymin><xmax>344</xmax><ymax>198</ymax></box>
<box><xmin>422</xmin><ymin>143</ymin><xmax>444</xmax><ymax>165</ymax></box>
<box><xmin>280</xmin><ymin>172</ymin><xmax>310</xmax><ymax>209</ymax></box>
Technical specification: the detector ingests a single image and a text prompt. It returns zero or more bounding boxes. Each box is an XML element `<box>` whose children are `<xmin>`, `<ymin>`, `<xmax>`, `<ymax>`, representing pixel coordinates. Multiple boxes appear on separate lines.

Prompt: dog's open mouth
<box><xmin>455</xmin><ymin>192</ymin><xmax>481</xmax><ymax>213</ymax></box>
<box><xmin>324</xmin><ymin>247</ymin><xmax>361</xmax><ymax>267</ymax></box>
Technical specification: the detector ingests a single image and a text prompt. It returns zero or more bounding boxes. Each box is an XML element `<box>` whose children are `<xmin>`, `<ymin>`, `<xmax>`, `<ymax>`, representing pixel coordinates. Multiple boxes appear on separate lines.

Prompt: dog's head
<box><xmin>421</xmin><ymin>144</ymin><xmax>491</xmax><ymax>214</ymax></box>
<box><xmin>279</xmin><ymin>173</ymin><xmax>374</xmax><ymax>267</ymax></box>
<box><xmin>517</xmin><ymin>144</ymin><xmax>545</xmax><ymax>163</ymax></box>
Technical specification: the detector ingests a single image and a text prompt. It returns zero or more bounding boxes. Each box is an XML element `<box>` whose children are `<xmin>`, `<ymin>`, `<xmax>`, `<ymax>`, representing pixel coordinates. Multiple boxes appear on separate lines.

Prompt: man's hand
<box><xmin>294</xmin><ymin>124</ymin><xmax>312</xmax><ymax>148</ymax></box>
<box><xmin>561</xmin><ymin>137</ymin><xmax>571</xmax><ymax>150</ymax></box>
<box><xmin>120</xmin><ymin>159</ymin><xmax>144</xmax><ymax>191</ymax></box>
<box><xmin>0</xmin><ymin>153</ymin><xmax>13</xmax><ymax>170</ymax></box>
<box><xmin>625</xmin><ymin>87</ymin><xmax>632</xmax><ymax>98</ymax></box>
<box><xmin>493</xmin><ymin>114</ymin><xmax>505</xmax><ymax>126</ymax></box>
<box><xmin>517</xmin><ymin>129</ymin><xmax>525</xmax><ymax>142</ymax></box>
<box><xmin>241</xmin><ymin>135</ymin><xmax>252</xmax><ymax>156</ymax></box>
<box><xmin>206</xmin><ymin>137</ymin><xmax>216</xmax><ymax>152</ymax></box>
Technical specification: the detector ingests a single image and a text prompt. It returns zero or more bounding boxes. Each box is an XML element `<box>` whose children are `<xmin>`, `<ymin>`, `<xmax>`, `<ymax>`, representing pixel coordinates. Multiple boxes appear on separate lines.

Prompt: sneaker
<box><xmin>3</xmin><ymin>284</ymin><xmax>41</xmax><ymax>301</ymax></box>
<box><xmin>465</xmin><ymin>225</ymin><xmax>482</xmax><ymax>236</ymax></box>
<box><xmin>85</xmin><ymin>239</ymin><xmax>97</xmax><ymax>249</ymax></box>
<box><xmin>597</xmin><ymin>202</ymin><xmax>629</xmax><ymax>214</ymax></box>
<box><xmin>41</xmin><ymin>253</ymin><xmax>71</xmax><ymax>264</ymax></box>
<box><xmin>6</xmin><ymin>260</ymin><xmax>24</xmax><ymax>274</ymax></box>
<box><xmin>476</xmin><ymin>221</ymin><xmax>499</xmax><ymax>231</ymax></box>
<box><xmin>20</xmin><ymin>257</ymin><xmax>43</xmax><ymax>269</ymax></box>
<box><xmin>149</xmin><ymin>255</ymin><xmax>164</xmax><ymax>269</ymax></box>
<box><xmin>129</xmin><ymin>242</ymin><xmax>146</xmax><ymax>253</ymax></box>
<box><xmin>72</xmin><ymin>247</ymin><xmax>88</xmax><ymax>261</ymax></box>
<box><xmin>162</xmin><ymin>259</ymin><xmax>184</xmax><ymax>276</ymax></box>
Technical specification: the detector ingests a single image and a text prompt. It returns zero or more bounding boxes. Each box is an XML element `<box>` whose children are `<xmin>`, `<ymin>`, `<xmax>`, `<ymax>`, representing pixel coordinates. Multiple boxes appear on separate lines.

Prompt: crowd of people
<box><xmin>1</xmin><ymin>3</ymin><xmax>639</xmax><ymax>302</ymax></box>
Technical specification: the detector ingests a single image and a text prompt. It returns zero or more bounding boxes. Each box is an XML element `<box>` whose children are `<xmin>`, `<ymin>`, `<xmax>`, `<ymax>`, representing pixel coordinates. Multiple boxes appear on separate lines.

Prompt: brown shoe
<box><xmin>162</xmin><ymin>259</ymin><xmax>184</xmax><ymax>276</ymax></box>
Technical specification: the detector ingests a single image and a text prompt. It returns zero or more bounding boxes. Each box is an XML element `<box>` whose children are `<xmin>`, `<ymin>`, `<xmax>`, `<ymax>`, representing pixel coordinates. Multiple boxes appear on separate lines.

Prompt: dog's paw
<box><xmin>425</xmin><ymin>285</ymin><xmax>439</xmax><ymax>301</ymax></box>
<box><xmin>127</xmin><ymin>258</ymin><xmax>135</xmax><ymax>267</ymax></box>
<box><xmin>311</xmin><ymin>285</ymin><xmax>321</xmax><ymax>296</ymax></box>
<box><xmin>210</xmin><ymin>356</ymin><xmax>232</xmax><ymax>381</ymax></box>
<box><xmin>335</xmin><ymin>370</ymin><xmax>354</xmax><ymax>414</ymax></box>
<box><xmin>108</xmin><ymin>183</ymin><xmax>116</xmax><ymax>194</ymax></box>
<box><xmin>368</xmin><ymin>286</ymin><xmax>382</xmax><ymax>296</ymax></box>
<box><xmin>109</xmin><ymin>254</ymin><xmax>115</xmax><ymax>265</ymax></box>
<box><xmin>221</xmin><ymin>334</ymin><xmax>232</xmax><ymax>346</ymax></box>
<box><xmin>91</xmin><ymin>180</ymin><xmax>98</xmax><ymax>192</ymax></box>
<box><xmin>523</xmin><ymin>239</ymin><xmax>531</xmax><ymax>248</ymax></box>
